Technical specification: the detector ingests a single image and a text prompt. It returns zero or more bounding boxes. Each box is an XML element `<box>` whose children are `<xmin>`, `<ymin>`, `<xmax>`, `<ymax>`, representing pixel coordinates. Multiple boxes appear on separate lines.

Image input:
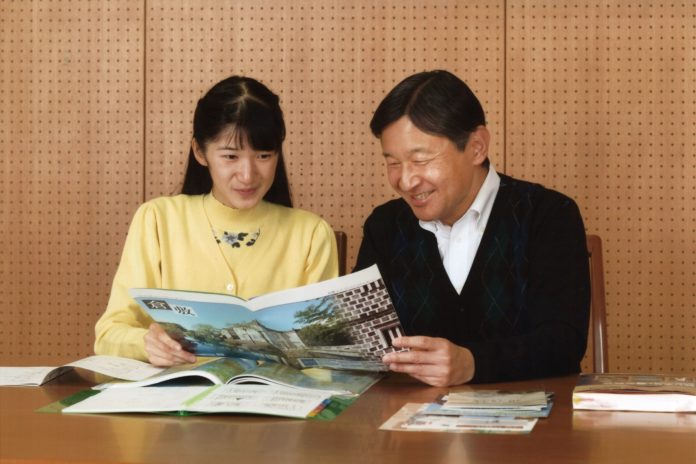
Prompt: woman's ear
<box><xmin>469</xmin><ymin>126</ymin><xmax>490</xmax><ymax>166</ymax></box>
<box><xmin>192</xmin><ymin>138</ymin><xmax>208</xmax><ymax>167</ymax></box>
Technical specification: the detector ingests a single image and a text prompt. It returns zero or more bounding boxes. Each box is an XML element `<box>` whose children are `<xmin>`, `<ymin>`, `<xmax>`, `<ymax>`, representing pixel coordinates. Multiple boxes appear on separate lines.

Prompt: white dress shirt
<box><xmin>419</xmin><ymin>166</ymin><xmax>501</xmax><ymax>294</ymax></box>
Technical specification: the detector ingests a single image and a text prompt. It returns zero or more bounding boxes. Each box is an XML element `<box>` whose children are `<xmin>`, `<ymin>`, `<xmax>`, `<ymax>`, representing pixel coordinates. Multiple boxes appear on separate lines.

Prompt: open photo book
<box><xmin>130</xmin><ymin>264</ymin><xmax>404</xmax><ymax>372</ymax></box>
<box><xmin>96</xmin><ymin>356</ymin><xmax>381</xmax><ymax>397</ymax></box>
<box><xmin>2</xmin><ymin>354</ymin><xmax>379</xmax><ymax>398</ymax></box>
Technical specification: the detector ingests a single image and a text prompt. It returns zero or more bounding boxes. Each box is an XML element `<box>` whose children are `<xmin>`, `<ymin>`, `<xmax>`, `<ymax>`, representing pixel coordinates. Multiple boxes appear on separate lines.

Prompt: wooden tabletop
<box><xmin>1</xmin><ymin>371</ymin><xmax>695</xmax><ymax>464</ymax></box>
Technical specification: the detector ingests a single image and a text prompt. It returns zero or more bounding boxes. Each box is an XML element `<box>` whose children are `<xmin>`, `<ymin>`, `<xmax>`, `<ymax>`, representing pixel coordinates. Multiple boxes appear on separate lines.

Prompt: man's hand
<box><xmin>382</xmin><ymin>336</ymin><xmax>475</xmax><ymax>387</ymax></box>
<box><xmin>144</xmin><ymin>322</ymin><xmax>197</xmax><ymax>366</ymax></box>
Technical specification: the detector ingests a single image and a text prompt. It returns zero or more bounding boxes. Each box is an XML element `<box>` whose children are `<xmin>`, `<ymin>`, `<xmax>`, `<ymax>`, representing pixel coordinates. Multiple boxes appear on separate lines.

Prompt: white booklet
<box><xmin>0</xmin><ymin>355</ymin><xmax>165</xmax><ymax>386</ymax></box>
<box><xmin>62</xmin><ymin>384</ymin><xmax>333</xmax><ymax>419</ymax></box>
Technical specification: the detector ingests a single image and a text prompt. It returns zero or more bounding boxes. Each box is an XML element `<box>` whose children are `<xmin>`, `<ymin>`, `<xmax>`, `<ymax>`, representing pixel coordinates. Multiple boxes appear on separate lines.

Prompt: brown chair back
<box><xmin>335</xmin><ymin>231</ymin><xmax>348</xmax><ymax>276</ymax></box>
<box><xmin>586</xmin><ymin>234</ymin><xmax>608</xmax><ymax>373</ymax></box>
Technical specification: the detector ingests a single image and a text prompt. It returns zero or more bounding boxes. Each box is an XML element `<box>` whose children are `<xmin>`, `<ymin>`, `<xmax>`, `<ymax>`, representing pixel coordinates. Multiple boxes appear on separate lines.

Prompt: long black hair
<box><xmin>181</xmin><ymin>76</ymin><xmax>292</xmax><ymax>207</ymax></box>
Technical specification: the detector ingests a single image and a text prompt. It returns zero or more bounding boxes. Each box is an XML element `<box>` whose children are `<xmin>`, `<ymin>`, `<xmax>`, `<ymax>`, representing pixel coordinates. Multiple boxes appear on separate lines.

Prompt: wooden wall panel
<box><xmin>0</xmin><ymin>1</ymin><xmax>144</xmax><ymax>364</ymax></box>
<box><xmin>506</xmin><ymin>0</ymin><xmax>696</xmax><ymax>374</ymax></box>
<box><xmin>2</xmin><ymin>0</ymin><xmax>693</xmax><ymax>376</ymax></box>
<box><xmin>145</xmin><ymin>0</ymin><xmax>505</xmax><ymax>269</ymax></box>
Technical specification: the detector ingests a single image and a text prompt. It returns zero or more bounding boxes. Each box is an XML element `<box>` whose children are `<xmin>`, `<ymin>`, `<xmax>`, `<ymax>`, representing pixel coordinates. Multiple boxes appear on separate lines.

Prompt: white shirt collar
<box><xmin>419</xmin><ymin>165</ymin><xmax>501</xmax><ymax>233</ymax></box>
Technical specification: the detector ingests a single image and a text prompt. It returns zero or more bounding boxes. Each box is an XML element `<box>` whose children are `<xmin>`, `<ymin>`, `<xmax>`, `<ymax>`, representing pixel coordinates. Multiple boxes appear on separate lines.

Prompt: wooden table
<box><xmin>1</xmin><ymin>371</ymin><xmax>695</xmax><ymax>463</ymax></box>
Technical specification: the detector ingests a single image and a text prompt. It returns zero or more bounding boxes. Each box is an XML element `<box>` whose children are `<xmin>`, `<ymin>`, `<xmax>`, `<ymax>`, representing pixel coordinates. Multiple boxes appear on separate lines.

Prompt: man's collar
<box><xmin>419</xmin><ymin>164</ymin><xmax>501</xmax><ymax>232</ymax></box>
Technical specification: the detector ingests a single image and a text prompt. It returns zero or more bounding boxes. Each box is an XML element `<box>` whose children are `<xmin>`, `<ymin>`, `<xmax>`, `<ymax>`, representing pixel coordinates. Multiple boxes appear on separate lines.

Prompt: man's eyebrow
<box><xmin>382</xmin><ymin>146</ymin><xmax>434</xmax><ymax>158</ymax></box>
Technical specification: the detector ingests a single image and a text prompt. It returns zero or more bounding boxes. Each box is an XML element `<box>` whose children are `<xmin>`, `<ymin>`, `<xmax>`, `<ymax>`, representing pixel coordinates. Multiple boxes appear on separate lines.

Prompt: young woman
<box><xmin>95</xmin><ymin>76</ymin><xmax>338</xmax><ymax>366</ymax></box>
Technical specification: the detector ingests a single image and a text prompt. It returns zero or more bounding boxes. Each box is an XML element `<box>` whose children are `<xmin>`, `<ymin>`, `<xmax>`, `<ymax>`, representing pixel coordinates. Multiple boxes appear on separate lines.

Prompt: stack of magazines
<box><xmin>380</xmin><ymin>389</ymin><xmax>553</xmax><ymax>434</ymax></box>
<box><xmin>572</xmin><ymin>373</ymin><xmax>696</xmax><ymax>413</ymax></box>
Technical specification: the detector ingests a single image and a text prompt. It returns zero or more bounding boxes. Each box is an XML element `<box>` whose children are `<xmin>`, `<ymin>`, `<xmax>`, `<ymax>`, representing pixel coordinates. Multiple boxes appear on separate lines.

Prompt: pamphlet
<box><xmin>130</xmin><ymin>265</ymin><xmax>404</xmax><ymax>371</ymax></box>
<box><xmin>0</xmin><ymin>355</ymin><xmax>165</xmax><ymax>386</ymax></box>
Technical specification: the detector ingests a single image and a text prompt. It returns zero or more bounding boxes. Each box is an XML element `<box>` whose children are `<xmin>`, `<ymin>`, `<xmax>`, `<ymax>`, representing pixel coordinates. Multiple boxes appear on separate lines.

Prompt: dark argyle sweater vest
<box><xmin>368</xmin><ymin>195</ymin><xmax>529</xmax><ymax>344</ymax></box>
<box><xmin>355</xmin><ymin>174</ymin><xmax>590</xmax><ymax>382</ymax></box>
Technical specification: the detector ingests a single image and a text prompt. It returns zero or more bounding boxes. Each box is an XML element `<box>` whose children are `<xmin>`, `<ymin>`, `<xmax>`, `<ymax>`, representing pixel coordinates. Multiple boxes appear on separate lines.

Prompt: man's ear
<box><xmin>469</xmin><ymin>126</ymin><xmax>490</xmax><ymax>166</ymax></box>
<box><xmin>192</xmin><ymin>138</ymin><xmax>208</xmax><ymax>167</ymax></box>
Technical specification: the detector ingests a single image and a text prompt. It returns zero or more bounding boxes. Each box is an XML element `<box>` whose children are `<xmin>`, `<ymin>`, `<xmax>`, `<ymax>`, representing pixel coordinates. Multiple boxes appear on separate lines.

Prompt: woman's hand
<box><xmin>382</xmin><ymin>336</ymin><xmax>475</xmax><ymax>387</ymax></box>
<box><xmin>144</xmin><ymin>322</ymin><xmax>197</xmax><ymax>366</ymax></box>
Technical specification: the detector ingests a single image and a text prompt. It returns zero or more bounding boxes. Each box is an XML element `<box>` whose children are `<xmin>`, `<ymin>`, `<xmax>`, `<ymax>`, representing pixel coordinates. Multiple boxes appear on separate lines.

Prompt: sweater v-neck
<box><xmin>416</xmin><ymin>180</ymin><xmax>508</xmax><ymax>302</ymax></box>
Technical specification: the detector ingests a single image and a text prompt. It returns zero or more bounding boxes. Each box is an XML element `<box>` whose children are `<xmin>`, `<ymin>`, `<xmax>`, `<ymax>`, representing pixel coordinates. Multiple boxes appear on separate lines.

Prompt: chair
<box><xmin>335</xmin><ymin>231</ymin><xmax>348</xmax><ymax>276</ymax></box>
<box><xmin>586</xmin><ymin>234</ymin><xmax>608</xmax><ymax>373</ymax></box>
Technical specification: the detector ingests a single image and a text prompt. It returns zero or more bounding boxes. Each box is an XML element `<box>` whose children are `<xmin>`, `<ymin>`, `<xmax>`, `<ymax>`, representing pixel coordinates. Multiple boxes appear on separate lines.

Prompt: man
<box><xmin>355</xmin><ymin>70</ymin><xmax>590</xmax><ymax>386</ymax></box>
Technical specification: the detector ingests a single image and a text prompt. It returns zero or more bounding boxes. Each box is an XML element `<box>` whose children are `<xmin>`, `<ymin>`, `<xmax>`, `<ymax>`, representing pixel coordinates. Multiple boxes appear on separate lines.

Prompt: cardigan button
<box><xmin>226</xmin><ymin>283</ymin><xmax>235</xmax><ymax>293</ymax></box>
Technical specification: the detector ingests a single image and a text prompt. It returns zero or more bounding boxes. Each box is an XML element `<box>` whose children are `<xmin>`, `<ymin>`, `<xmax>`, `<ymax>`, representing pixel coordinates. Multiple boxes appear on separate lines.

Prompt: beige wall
<box><xmin>1</xmin><ymin>1</ymin><xmax>694</xmax><ymax>374</ymax></box>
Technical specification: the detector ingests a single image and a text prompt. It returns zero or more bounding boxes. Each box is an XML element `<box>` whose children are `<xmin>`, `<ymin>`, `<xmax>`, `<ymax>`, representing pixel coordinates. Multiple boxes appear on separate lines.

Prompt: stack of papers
<box><xmin>380</xmin><ymin>390</ymin><xmax>553</xmax><ymax>434</ymax></box>
<box><xmin>573</xmin><ymin>373</ymin><xmax>696</xmax><ymax>413</ymax></box>
<box><xmin>439</xmin><ymin>389</ymin><xmax>553</xmax><ymax>417</ymax></box>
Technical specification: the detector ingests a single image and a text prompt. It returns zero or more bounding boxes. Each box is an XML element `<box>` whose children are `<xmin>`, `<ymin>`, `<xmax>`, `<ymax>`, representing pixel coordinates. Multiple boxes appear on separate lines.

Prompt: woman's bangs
<box><xmin>226</xmin><ymin>102</ymin><xmax>283</xmax><ymax>152</ymax></box>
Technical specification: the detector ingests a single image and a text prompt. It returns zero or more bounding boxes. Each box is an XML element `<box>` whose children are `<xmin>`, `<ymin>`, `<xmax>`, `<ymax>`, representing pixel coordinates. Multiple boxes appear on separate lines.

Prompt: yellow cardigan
<box><xmin>94</xmin><ymin>194</ymin><xmax>338</xmax><ymax>360</ymax></box>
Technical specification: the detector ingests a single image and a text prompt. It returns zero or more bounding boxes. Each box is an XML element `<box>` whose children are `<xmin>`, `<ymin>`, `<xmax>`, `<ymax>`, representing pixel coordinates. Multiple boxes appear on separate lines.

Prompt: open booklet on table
<box><xmin>1</xmin><ymin>353</ymin><xmax>379</xmax><ymax>398</ymax></box>
<box><xmin>22</xmin><ymin>354</ymin><xmax>376</xmax><ymax>419</ymax></box>
<box><xmin>130</xmin><ymin>264</ymin><xmax>404</xmax><ymax>372</ymax></box>
<box><xmin>60</xmin><ymin>384</ymin><xmax>337</xmax><ymax>419</ymax></box>
<box><xmin>96</xmin><ymin>356</ymin><xmax>381</xmax><ymax>397</ymax></box>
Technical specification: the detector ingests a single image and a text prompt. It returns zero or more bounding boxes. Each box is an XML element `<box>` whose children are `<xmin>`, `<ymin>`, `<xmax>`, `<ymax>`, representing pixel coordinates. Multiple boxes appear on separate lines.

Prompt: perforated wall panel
<box><xmin>145</xmin><ymin>0</ymin><xmax>505</xmax><ymax>270</ymax></box>
<box><xmin>2</xmin><ymin>1</ymin><xmax>694</xmax><ymax>376</ymax></box>
<box><xmin>507</xmin><ymin>0</ymin><xmax>696</xmax><ymax>374</ymax></box>
<box><xmin>0</xmin><ymin>1</ymin><xmax>143</xmax><ymax>364</ymax></box>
